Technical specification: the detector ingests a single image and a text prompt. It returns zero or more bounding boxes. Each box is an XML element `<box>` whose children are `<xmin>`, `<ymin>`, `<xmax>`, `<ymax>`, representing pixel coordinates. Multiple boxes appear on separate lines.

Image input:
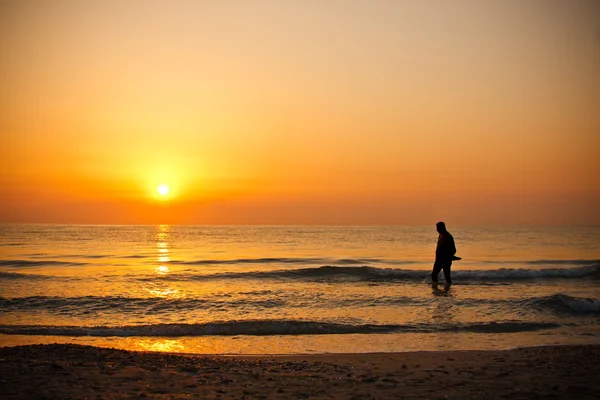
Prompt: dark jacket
<box><xmin>435</xmin><ymin>231</ymin><xmax>456</xmax><ymax>262</ymax></box>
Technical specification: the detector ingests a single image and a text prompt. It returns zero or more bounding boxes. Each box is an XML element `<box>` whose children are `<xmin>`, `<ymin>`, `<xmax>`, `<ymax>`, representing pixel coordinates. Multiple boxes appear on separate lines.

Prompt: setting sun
<box><xmin>157</xmin><ymin>185</ymin><xmax>169</xmax><ymax>196</ymax></box>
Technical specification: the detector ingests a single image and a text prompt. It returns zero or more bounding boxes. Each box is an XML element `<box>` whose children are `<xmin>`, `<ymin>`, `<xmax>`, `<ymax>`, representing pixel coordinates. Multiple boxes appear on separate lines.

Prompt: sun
<box><xmin>157</xmin><ymin>184</ymin><xmax>169</xmax><ymax>196</ymax></box>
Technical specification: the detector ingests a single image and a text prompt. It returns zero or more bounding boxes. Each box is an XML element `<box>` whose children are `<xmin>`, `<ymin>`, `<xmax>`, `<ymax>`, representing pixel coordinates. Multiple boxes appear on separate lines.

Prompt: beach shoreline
<box><xmin>1</xmin><ymin>343</ymin><xmax>598</xmax><ymax>399</ymax></box>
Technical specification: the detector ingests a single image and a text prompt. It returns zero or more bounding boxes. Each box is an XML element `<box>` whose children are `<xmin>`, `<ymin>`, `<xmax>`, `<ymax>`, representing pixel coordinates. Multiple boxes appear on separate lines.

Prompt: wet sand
<box><xmin>1</xmin><ymin>343</ymin><xmax>598</xmax><ymax>399</ymax></box>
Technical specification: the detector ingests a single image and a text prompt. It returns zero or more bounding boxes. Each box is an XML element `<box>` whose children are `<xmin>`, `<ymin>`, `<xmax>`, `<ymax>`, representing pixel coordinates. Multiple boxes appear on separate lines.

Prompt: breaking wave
<box><xmin>5</xmin><ymin>264</ymin><xmax>597</xmax><ymax>283</ymax></box>
<box><xmin>526</xmin><ymin>294</ymin><xmax>600</xmax><ymax>314</ymax></box>
<box><xmin>0</xmin><ymin>320</ymin><xmax>561</xmax><ymax>337</ymax></box>
<box><xmin>139</xmin><ymin>264</ymin><xmax>600</xmax><ymax>283</ymax></box>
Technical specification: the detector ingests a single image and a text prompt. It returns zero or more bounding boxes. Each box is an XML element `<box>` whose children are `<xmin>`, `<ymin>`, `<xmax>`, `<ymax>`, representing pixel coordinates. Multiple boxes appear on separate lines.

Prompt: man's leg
<box><xmin>442</xmin><ymin>261</ymin><xmax>452</xmax><ymax>284</ymax></box>
<box><xmin>431</xmin><ymin>262</ymin><xmax>443</xmax><ymax>283</ymax></box>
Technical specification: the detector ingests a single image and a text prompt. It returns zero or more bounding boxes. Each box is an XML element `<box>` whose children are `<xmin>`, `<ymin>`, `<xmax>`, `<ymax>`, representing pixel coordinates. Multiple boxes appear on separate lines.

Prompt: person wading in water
<box><xmin>431</xmin><ymin>222</ymin><xmax>460</xmax><ymax>286</ymax></box>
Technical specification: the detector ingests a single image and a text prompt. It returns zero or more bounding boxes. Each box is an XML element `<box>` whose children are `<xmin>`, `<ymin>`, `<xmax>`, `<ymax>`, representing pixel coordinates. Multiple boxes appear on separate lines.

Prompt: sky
<box><xmin>1</xmin><ymin>0</ymin><xmax>598</xmax><ymax>225</ymax></box>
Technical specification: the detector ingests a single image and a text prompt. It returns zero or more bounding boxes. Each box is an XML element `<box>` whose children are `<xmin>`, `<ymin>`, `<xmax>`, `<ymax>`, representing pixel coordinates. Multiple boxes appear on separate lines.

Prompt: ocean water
<box><xmin>1</xmin><ymin>224</ymin><xmax>599</xmax><ymax>354</ymax></box>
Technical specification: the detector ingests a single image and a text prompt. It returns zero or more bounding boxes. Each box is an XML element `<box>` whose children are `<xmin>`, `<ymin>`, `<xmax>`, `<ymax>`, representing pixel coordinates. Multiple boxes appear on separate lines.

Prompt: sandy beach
<box><xmin>1</xmin><ymin>344</ymin><xmax>598</xmax><ymax>399</ymax></box>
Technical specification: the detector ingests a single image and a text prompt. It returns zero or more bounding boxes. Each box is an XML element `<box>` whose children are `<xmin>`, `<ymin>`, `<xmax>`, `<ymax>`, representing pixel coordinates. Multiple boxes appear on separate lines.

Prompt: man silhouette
<box><xmin>432</xmin><ymin>222</ymin><xmax>458</xmax><ymax>286</ymax></box>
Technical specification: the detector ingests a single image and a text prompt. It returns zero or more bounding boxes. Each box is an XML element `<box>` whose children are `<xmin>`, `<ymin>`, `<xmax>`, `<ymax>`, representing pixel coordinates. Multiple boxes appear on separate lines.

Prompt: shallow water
<box><xmin>1</xmin><ymin>224</ymin><xmax>599</xmax><ymax>354</ymax></box>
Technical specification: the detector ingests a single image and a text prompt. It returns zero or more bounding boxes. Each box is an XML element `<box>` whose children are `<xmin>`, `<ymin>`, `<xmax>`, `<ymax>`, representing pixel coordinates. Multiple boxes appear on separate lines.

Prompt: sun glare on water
<box><xmin>157</xmin><ymin>185</ymin><xmax>169</xmax><ymax>196</ymax></box>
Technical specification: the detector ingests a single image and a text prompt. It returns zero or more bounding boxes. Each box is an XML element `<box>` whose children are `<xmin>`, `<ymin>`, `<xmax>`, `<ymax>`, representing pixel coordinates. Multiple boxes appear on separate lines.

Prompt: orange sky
<box><xmin>1</xmin><ymin>0</ymin><xmax>599</xmax><ymax>225</ymax></box>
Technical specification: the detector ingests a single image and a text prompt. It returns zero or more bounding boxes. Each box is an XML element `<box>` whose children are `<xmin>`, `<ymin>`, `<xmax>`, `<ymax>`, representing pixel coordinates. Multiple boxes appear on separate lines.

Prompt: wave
<box><xmin>62</xmin><ymin>254</ymin><xmax>110</xmax><ymax>259</ymax></box>
<box><xmin>0</xmin><ymin>272</ymin><xmax>53</xmax><ymax>280</ymax></box>
<box><xmin>0</xmin><ymin>320</ymin><xmax>561</xmax><ymax>337</ymax></box>
<box><xmin>120</xmin><ymin>255</ymin><xmax>150</xmax><ymax>259</ymax></box>
<box><xmin>168</xmin><ymin>258</ymin><xmax>599</xmax><ymax>267</ymax></box>
<box><xmin>3</xmin><ymin>293</ymin><xmax>596</xmax><ymax>317</ymax></box>
<box><xmin>454</xmin><ymin>265</ymin><xmax>600</xmax><ymax>281</ymax></box>
<box><xmin>484</xmin><ymin>259</ymin><xmax>600</xmax><ymax>266</ymax></box>
<box><xmin>0</xmin><ymin>259</ymin><xmax>88</xmax><ymax>268</ymax></box>
<box><xmin>0</xmin><ymin>295</ymin><xmax>285</xmax><ymax>313</ymax></box>
<box><xmin>526</xmin><ymin>294</ymin><xmax>600</xmax><ymax>314</ymax></box>
<box><xmin>132</xmin><ymin>266</ymin><xmax>414</xmax><ymax>282</ymax></box>
<box><xmin>3</xmin><ymin>262</ymin><xmax>597</xmax><ymax>284</ymax></box>
<box><xmin>169</xmin><ymin>257</ymin><xmax>395</xmax><ymax>266</ymax></box>
<box><xmin>140</xmin><ymin>264</ymin><xmax>600</xmax><ymax>283</ymax></box>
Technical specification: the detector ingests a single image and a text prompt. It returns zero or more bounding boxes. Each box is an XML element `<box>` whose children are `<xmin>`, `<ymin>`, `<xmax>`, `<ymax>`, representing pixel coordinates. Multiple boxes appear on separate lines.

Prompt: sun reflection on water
<box><xmin>157</xmin><ymin>225</ymin><xmax>170</xmax><ymax>263</ymax></box>
<box><xmin>136</xmin><ymin>338</ymin><xmax>185</xmax><ymax>353</ymax></box>
<box><xmin>146</xmin><ymin>224</ymin><xmax>182</xmax><ymax>298</ymax></box>
<box><xmin>155</xmin><ymin>265</ymin><xmax>170</xmax><ymax>275</ymax></box>
<box><xmin>146</xmin><ymin>287</ymin><xmax>181</xmax><ymax>298</ymax></box>
<box><xmin>155</xmin><ymin>224</ymin><xmax>171</xmax><ymax>268</ymax></box>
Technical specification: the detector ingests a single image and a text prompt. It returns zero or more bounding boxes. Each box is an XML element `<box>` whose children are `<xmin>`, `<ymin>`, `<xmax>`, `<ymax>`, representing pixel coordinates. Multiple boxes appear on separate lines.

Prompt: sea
<box><xmin>1</xmin><ymin>224</ymin><xmax>599</xmax><ymax>354</ymax></box>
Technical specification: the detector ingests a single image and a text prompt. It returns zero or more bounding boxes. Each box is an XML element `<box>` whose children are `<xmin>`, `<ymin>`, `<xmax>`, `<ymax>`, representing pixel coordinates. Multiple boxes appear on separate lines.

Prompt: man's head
<box><xmin>436</xmin><ymin>221</ymin><xmax>447</xmax><ymax>234</ymax></box>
